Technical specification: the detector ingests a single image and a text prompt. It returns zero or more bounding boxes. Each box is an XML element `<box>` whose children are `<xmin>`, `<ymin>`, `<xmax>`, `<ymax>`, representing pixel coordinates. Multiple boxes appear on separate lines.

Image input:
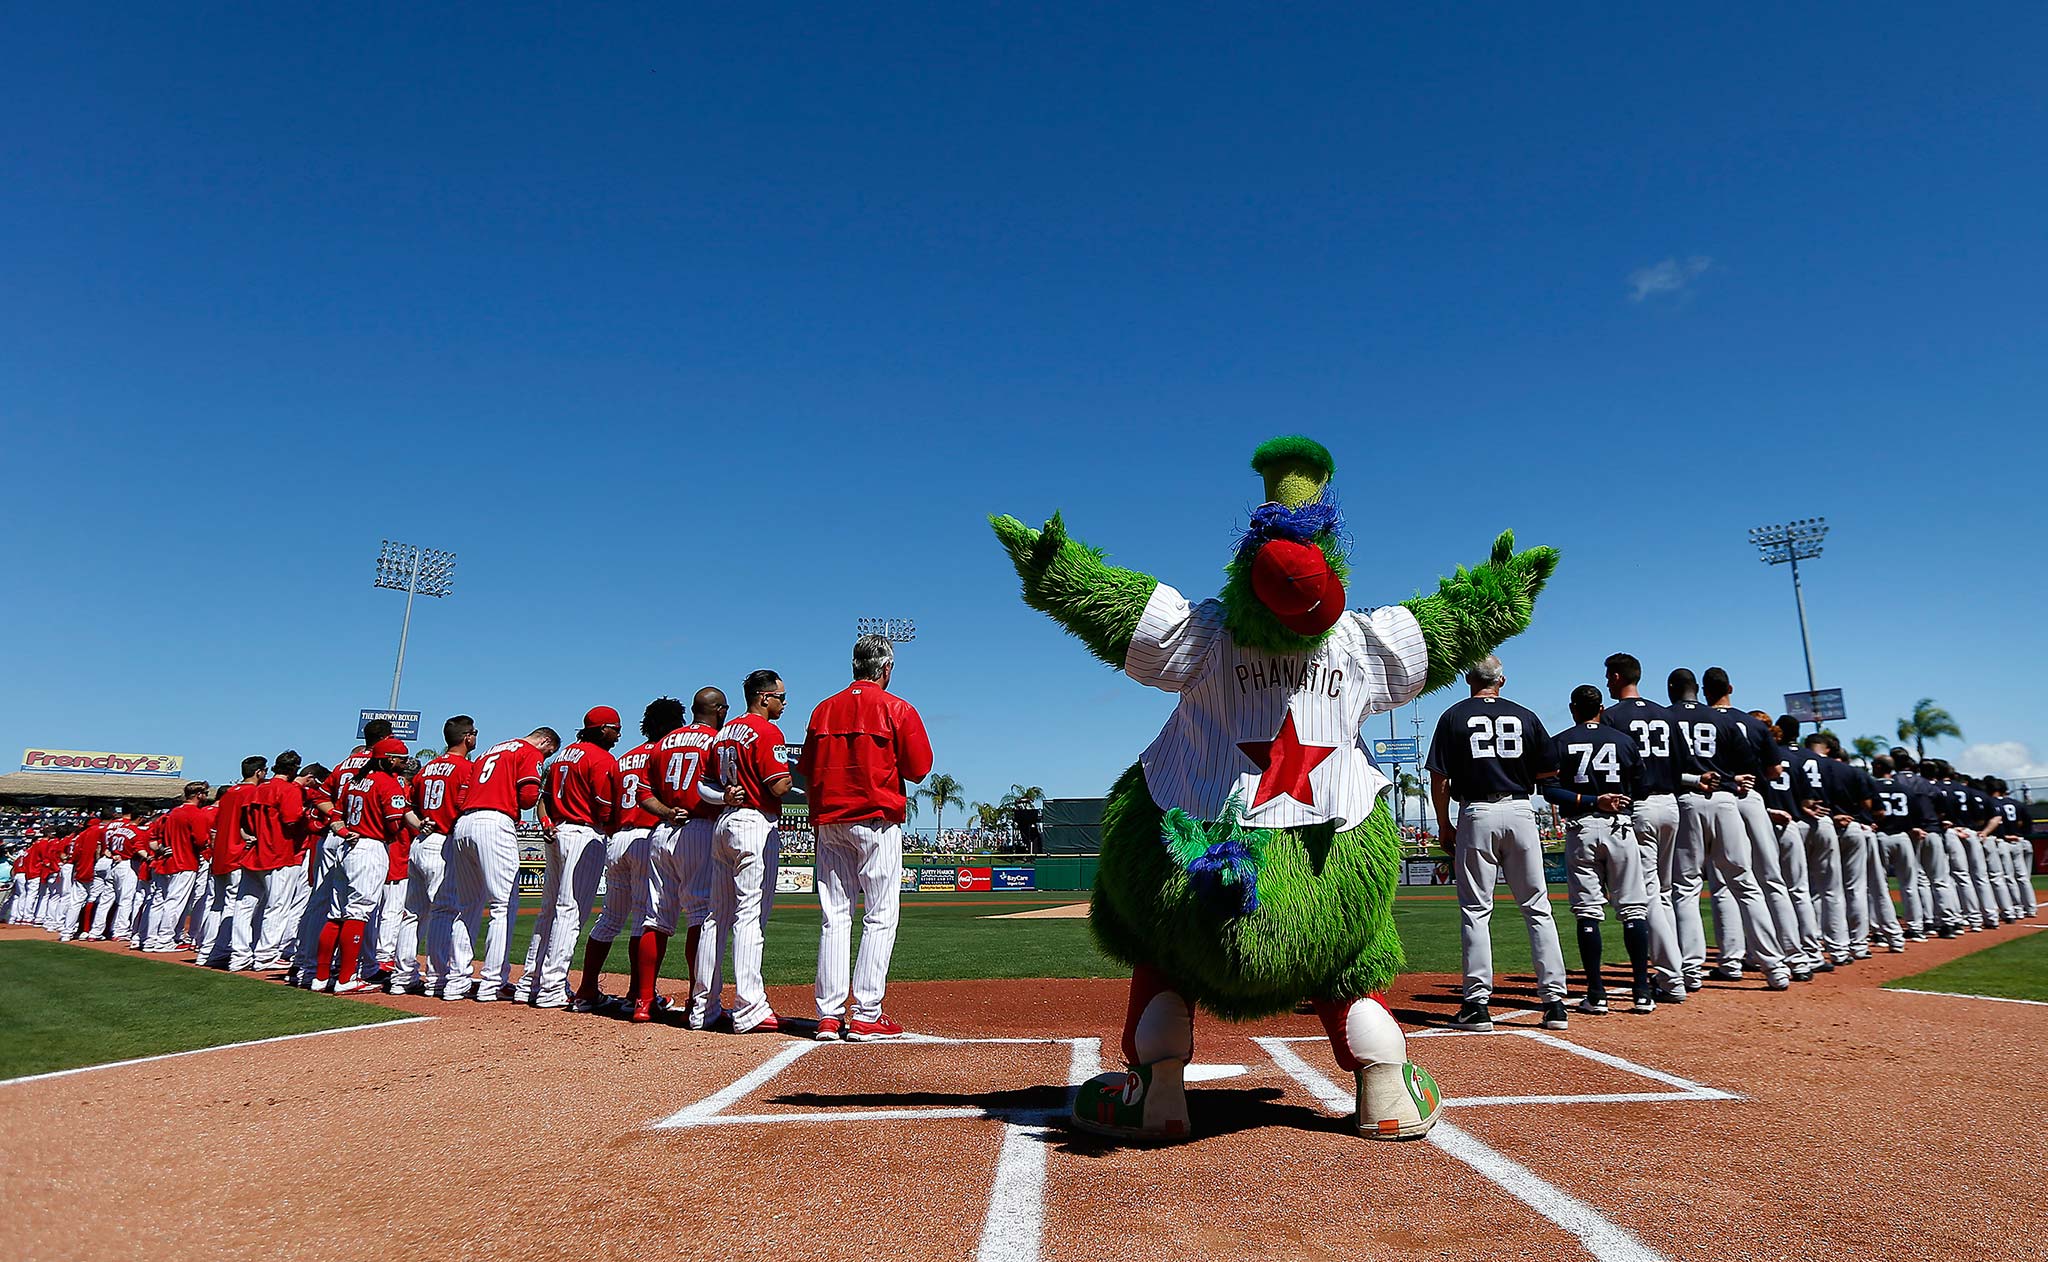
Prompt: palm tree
<box><xmin>1851</xmin><ymin>735</ymin><xmax>1885</xmax><ymax>761</ymax></box>
<box><xmin>1397</xmin><ymin>772</ymin><xmax>1423</xmax><ymax>831</ymax></box>
<box><xmin>999</xmin><ymin>783</ymin><xmax>1045</xmax><ymax>811</ymax></box>
<box><xmin>1895</xmin><ymin>698</ymin><xmax>1963</xmax><ymax>760</ymax></box>
<box><xmin>920</xmin><ymin>772</ymin><xmax>966</xmax><ymax>835</ymax></box>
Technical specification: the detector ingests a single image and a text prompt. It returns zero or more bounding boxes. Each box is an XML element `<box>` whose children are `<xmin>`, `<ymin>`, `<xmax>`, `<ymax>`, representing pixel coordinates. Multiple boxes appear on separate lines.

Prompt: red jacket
<box><xmin>797</xmin><ymin>681</ymin><xmax>933</xmax><ymax>826</ymax></box>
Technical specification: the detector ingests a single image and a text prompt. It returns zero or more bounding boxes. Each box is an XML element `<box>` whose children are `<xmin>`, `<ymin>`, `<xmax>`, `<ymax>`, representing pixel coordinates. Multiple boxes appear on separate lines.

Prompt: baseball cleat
<box><xmin>815</xmin><ymin>1017</ymin><xmax>844</xmax><ymax>1041</ymax></box>
<box><xmin>1447</xmin><ymin>1002</ymin><xmax>1493</xmax><ymax>1032</ymax></box>
<box><xmin>1357</xmin><ymin>1061</ymin><xmax>1442</xmax><ymax>1141</ymax></box>
<box><xmin>1790</xmin><ymin>969</ymin><xmax>1815</xmax><ymax>983</ymax></box>
<box><xmin>314</xmin><ymin>978</ymin><xmax>337</xmax><ymax>993</ymax></box>
<box><xmin>1765</xmin><ymin>975</ymin><xmax>1793</xmax><ymax>991</ymax></box>
<box><xmin>566</xmin><ymin>996</ymin><xmax>599</xmax><ymax>1014</ymax></box>
<box><xmin>737</xmin><ymin>1013</ymin><xmax>784</xmax><ymax>1034</ymax></box>
<box><xmin>1628</xmin><ymin>991</ymin><xmax>1656</xmax><ymax>1015</ymax></box>
<box><xmin>386</xmin><ymin>979</ymin><xmax>426</xmax><ymax>996</ymax></box>
<box><xmin>1070</xmin><ymin>1060</ymin><xmax>1191</xmax><ymax>1144</ymax></box>
<box><xmin>1651</xmin><ymin>986</ymin><xmax>1686</xmax><ymax>1005</ymax></box>
<box><xmin>1707</xmin><ymin>964</ymin><xmax>1744</xmax><ymax>981</ymax></box>
<box><xmin>332</xmin><ymin>980</ymin><xmax>374</xmax><ymax>995</ymax></box>
<box><xmin>1683</xmin><ymin>977</ymin><xmax>1704</xmax><ymax>992</ymax></box>
<box><xmin>1539</xmin><ymin>1001</ymin><xmax>1570</xmax><ymax>1031</ymax></box>
<box><xmin>846</xmin><ymin>1015</ymin><xmax>905</xmax><ymax>1042</ymax></box>
<box><xmin>1575</xmin><ymin>994</ymin><xmax>1609</xmax><ymax>1016</ymax></box>
<box><xmin>629</xmin><ymin>1002</ymin><xmax>655</xmax><ymax>1024</ymax></box>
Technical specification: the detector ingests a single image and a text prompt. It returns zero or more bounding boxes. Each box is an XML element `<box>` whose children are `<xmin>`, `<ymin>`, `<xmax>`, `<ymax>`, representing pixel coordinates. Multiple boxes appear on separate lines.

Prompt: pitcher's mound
<box><xmin>986</xmin><ymin>902</ymin><xmax>1091</xmax><ymax>920</ymax></box>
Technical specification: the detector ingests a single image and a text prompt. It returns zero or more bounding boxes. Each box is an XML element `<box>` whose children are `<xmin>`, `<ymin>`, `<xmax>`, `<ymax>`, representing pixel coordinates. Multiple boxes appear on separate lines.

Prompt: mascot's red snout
<box><xmin>1249</xmin><ymin>537</ymin><xmax>1345</xmax><ymax>636</ymax></box>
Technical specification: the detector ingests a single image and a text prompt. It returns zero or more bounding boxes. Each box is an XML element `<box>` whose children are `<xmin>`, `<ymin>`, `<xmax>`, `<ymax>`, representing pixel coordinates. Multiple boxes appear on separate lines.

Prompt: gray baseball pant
<box><xmin>1454</xmin><ymin>798</ymin><xmax>1567</xmax><ymax>1005</ymax></box>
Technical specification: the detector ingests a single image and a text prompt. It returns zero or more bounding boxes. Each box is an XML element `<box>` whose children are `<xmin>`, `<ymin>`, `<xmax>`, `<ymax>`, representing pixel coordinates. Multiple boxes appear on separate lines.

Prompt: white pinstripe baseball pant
<box><xmin>815</xmin><ymin>820</ymin><xmax>905</xmax><ymax>1023</ymax></box>
<box><xmin>704</xmin><ymin>808</ymin><xmax>781</xmax><ymax>1032</ymax></box>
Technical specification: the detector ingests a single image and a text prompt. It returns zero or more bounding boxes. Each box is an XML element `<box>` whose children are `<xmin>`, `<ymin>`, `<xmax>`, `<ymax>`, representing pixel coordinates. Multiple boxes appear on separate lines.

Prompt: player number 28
<box><xmin>1466</xmin><ymin>715</ymin><xmax>1523</xmax><ymax>760</ymax></box>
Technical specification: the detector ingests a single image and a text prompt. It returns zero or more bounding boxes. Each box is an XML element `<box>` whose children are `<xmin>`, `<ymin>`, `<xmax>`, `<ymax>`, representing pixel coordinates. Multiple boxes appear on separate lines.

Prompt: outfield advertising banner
<box><xmin>21</xmin><ymin>748</ymin><xmax>184</xmax><ymax>777</ymax></box>
<box><xmin>917</xmin><ymin>866</ymin><xmax>960</xmax><ymax>892</ymax></box>
<box><xmin>900</xmin><ymin>868</ymin><xmax>917</xmax><ymax>891</ymax></box>
<box><xmin>956</xmin><ymin>866</ymin><xmax>993</xmax><ymax>892</ymax></box>
<box><xmin>776</xmin><ymin>866</ymin><xmax>815</xmax><ymax>894</ymax></box>
<box><xmin>991</xmin><ymin>867</ymin><xmax>1036</xmax><ymax>891</ymax></box>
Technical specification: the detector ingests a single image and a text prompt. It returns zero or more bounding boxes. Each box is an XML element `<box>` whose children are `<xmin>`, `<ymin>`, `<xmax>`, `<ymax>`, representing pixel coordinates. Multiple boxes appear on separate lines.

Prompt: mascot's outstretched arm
<box><xmin>1401</xmin><ymin>529</ymin><xmax>1559</xmax><ymax>694</ymax></box>
<box><xmin>989</xmin><ymin>512</ymin><xmax>1157</xmax><ymax>670</ymax></box>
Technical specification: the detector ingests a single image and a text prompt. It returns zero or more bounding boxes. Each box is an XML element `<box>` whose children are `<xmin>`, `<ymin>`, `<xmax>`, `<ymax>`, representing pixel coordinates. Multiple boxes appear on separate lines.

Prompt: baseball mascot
<box><xmin>992</xmin><ymin>436</ymin><xmax>1557</xmax><ymax>1142</ymax></box>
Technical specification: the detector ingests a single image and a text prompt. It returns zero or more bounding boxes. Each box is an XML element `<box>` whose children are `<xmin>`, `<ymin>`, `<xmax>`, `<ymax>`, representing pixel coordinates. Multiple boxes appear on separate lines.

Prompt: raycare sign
<box><xmin>20</xmin><ymin>748</ymin><xmax>185</xmax><ymax>777</ymax></box>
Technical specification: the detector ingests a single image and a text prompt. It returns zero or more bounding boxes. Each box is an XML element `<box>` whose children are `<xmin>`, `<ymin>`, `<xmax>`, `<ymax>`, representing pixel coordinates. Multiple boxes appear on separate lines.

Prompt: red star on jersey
<box><xmin>1237</xmin><ymin>711</ymin><xmax>1338</xmax><ymax>810</ymax></box>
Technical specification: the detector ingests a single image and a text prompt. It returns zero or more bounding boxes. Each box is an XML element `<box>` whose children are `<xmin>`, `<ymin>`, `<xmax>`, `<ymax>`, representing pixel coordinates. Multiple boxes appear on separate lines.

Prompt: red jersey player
<box><xmin>521</xmin><ymin>708</ymin><xmax>624</xmax><ymax>1008</ymax></box>
<box><xmin>393</xmin><ymin>716</ymin><xmax>476</xmax><ymax>996</ymax></box>
<box><xmin>319</xmin><ymin>737</ymin><xmax>426</xmax><ymax>993</ymax></box>
<box><xmin>701</xmin><ymin>671</ymin><xmax>797</xmax><ymax>1034</ymax></box>
<box><xmin>437</xmin><ymin>725</ymin><xmax>559</xmax><ymax>1002</ymax></box>
<box><xmin>640</xmin><ymin>688</ymin><xmax>742</xmax><ymax>1027</ymax></box>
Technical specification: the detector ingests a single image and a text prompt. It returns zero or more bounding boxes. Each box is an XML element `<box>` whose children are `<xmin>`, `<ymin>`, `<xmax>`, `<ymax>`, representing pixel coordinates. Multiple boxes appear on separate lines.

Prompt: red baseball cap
<box><xmin>584</xmin><ymin>705</ymin><xmax>622</xmax><ymax>728</ymax></box>
<box><xmin>1250</xmin><ymin>538</ymin><xmax>1345</xmax><ymax>636</ymax></box>
<box><xmin>370</xmin><ymin>737</ymin><xmax>409</xmax><ymax>758</ymax></box>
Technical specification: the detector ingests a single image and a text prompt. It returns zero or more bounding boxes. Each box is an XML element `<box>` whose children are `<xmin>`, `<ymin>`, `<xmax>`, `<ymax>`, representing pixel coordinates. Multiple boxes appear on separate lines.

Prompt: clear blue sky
<box><xmin>5</xmin><ymin>5</ymin><xmax>2045</xmax><ymax>809</ymax></box>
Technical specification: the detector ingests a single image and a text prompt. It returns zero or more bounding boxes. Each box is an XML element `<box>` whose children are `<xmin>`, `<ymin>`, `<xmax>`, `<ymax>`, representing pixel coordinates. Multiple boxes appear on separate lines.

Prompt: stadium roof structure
<box><xmin>0</xmin><ymin>771</ymin><xmax>188</xmax><ymax>804</ymax></box>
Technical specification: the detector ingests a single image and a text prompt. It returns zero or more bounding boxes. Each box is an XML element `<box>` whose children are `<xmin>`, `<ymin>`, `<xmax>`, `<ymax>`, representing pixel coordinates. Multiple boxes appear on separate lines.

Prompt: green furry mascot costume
<box><xmin>992</xmin><ymin>436</ymin><xmax>1557</xmax><ymax>1142</ymax></box>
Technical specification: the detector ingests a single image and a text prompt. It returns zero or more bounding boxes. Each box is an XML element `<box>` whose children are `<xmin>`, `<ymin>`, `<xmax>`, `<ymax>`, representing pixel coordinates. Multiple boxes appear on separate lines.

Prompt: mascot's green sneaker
<box><xmin>1357</xmin><ymin>1061</ymin><xmax>1442</xmax><ymax>1140</ymax></box>
<box><xmin>1070</xmin><ymin>1060</ymin><xmax>1191</xmax><ymax>1143</ymax></box>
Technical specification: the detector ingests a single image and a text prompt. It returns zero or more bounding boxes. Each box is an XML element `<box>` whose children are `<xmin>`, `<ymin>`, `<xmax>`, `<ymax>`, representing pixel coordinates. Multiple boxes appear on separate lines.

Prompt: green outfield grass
<box><xmin>0</xmin><ymin>941</ymin><xmax>413</xmax><ymax>1081</ymax></box>
<box><xmin>1884</xmin><ymin>927</ymin><xmax>2048</xmax><ymax>1004</ymax></box>
<box><xmin>509</xmin><ymin>883</ymin><xmax>1601</xmax><ymax>987</ymax></box>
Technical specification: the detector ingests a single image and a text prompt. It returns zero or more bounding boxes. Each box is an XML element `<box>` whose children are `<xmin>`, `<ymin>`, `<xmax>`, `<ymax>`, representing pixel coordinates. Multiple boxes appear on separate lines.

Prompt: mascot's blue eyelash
<box><xmin>1233</xmin><ymin>491</ymin><xmax>1345</xmax><ymax>558</ymax></box>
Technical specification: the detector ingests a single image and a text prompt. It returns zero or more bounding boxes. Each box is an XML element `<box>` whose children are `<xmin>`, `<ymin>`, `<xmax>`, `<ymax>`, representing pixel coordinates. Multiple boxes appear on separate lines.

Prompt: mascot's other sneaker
<box><xmin>1070</xmin><ymin>1060</ymin><xmax>1190</xmax><ymax>1143</ymax></box>
<box><xmin>1357</xmin><ymin>1061</ymin><xmax>1442</xmax><ymax>1141</ymax></box>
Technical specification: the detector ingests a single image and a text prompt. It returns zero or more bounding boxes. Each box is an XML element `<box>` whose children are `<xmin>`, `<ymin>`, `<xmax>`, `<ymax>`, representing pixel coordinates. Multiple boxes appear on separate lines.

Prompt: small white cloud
<box><xmin>1954</xmin><ymin>741</ymin><xmax>2048</xmax><ymax>781</ymax></box>
<box><xmin>1627</xmin><ymin>255</ymin><xmax>1713</xmax><ymax>302</ymax></box>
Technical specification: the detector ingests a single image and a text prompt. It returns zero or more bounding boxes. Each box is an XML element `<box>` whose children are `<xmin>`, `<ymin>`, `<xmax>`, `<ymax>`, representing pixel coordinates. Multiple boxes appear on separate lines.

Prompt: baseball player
<box><xmin>699</xmin><ymin>670</ymin><xmax>798</xmax><ymax>1034</ymax></box>
<box><xmin>1985</xmin><ymin>779</ymin><xmax>2036</xmax><ymax>919</ymax></box>
<box><xmin>802</xmin><ymin>635</ymin><xmax>933</xmax><ymax>1041</ymax></box>
<box><xmin>55</xmin><ymin>811</ymin><xmax>109</xmax><ymax>941</ymax></box>
<box><xmin>1600</xmin><ymin>654</ymin><xmax>1696</xmax><ymax>999</ymax></box>
<box><xmin>519</xmin><ymin>707</ymin><xmax>623</xmax><ymax>1009</ymax></box>
<box><xmin>632</xmin><ymin>692</ymin><xmax>750</xmax><ymax>1025</ymax></box>
<box><xmin>391</xmin><ymin>718</ymin><xmax>475</xmax><ymax>996</ymax></box>
<box><xmin>230</xmin><ymin>750</ymin><xmax>309</xmax><ymax>971</ymax></box>
<box><xmin>144</xmin><ymin>781</ymin><xmax>213</xmax><ymax>954</ymax></box>
<box><xmin>1869</xmin><ymin>755</ymin><xmax>1926</xmax><ymax>939</ymax></box>
<box><xmin>86</xmin><ymin>813</ymin><xmax>144</xmax><ymax>940</ymax></box>
<box><xmin>1665</xmin><ymin>669</ymin><xmax>1792</xmax><ymax>989</ymax></box>
<box><xmin>618</xmin><ymin>695</ymin><xmax>716</xmax><ymax>1023</ymax></box>
<box><xmin>1776</xmin><ymin>722</ymin><xmax>1839</xmax><ymax>970</ymax></box>
<box><xmin>1929</xmin><ymin>761</ymin><xmax>1995</xmax><ymax>930</ymax></box>
<box><xmin>1975</xmin><ymin>776</ymin><xmax>2026</xmax><ymax>922</ymax></box>
<box><xmin>196</xmin><ymin>759</ymin><xmax>264</xmax><ymax>965</ymax></box>
<box><xmin>75</xmin><ymin>812</ymin><xmax>119</xmax><ymax>939</ymax></box>
<box><xmin>1703</xmin><ymin>670</ymin><xmax>1807</xmax><ymax>980</ymax></box>
<box><xmin>1825</xmin><ymin>740</ymin><xmax>1900</xmax><ymax>953</ymax></box>
<box><xmin>1427</xmin><ymin>656</ymin><xmax>1569</xmax><ymax>1032</ymax></box>
<box><xmin>315</xmin><ymin>737</ymin><xmax>427</xmax><ymax>993</ymax></box>
<box><xmin>436</xmin><ymin>726</ymin><xmax>559</xmax><ymax>1002</ymax></box>
<box><xmin>1548</xmin><ymin>684</ymin><xmax>1652</xmax><ymax>1015</ymax></box>
<box><xmin>363</xmin><ymin>753</ymin><xmax>427</xmax><ymax>984</ymax></box>
<box><xmin>7</xmin><ymin>833</ymin><xmax>34</xmax><ymax>924</ymax></box>
<box><xmin>1892</xmin><ymin>750</ymin><xmax>1965</xmax><ymax>937</ymax></box>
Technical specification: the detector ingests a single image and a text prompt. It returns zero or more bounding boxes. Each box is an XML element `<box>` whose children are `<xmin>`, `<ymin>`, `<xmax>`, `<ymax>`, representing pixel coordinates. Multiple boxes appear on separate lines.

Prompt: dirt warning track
<box><xmin>3</xmin><ymin>929</ymin><xmax>2045</xmax><ymax>1261</ymax></box>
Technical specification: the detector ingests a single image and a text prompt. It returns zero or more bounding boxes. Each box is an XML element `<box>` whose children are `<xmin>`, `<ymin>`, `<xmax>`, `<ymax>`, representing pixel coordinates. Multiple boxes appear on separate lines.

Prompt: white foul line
<box><xmin>0</xmin><ymin>1016</ymin><xmax>436</xmax><ymax>1089</ymax></box>
<box><xmin>975</xmin><ymin>1037</ymin><xmax>1100</xmax><ymax>1262</ymax></box>
<box><xmin>1885</xmin><ymin>987</ymin><xmax>2048</xmax><ymax>1008</ymax></box>
<box><xmin>1257</xmin><ymin>1040</ymin><xmax>1670</xmax><ymax>1262</ymax></box>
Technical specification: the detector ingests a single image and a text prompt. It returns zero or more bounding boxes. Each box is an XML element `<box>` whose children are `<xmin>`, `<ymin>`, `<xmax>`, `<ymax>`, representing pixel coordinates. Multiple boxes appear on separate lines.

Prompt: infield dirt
<box><xmin>3</xmin><ymin>923</ymin><xmax>2044</xmax><ymax>1261</ymax></box>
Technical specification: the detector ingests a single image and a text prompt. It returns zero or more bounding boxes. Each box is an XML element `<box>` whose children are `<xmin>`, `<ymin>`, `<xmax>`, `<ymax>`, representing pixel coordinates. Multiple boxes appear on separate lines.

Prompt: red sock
<box><xmin>79</xmin><ymin>903</ymin><xmax>96</xmax><ymax>935</ymax></box>
<box><xmin>315</xmin><ymin>921</ymin><xmax>341</xmax><ymax>981</ymax></box>
<box><xmin>683</xmin><ymin>925</ymin><xmax>701</xmax><ymax>997</ymax></box>
<box><xmin>576</xmin><ymin>937</ymin><xmax>614</xmax><ymax>1002</ymax></box>
<box><xmin>633</xmin><ymin>930</ymin><xmax>665</xmax><ymax>1007</ymax></box>
<box><xmin>335</xmin><ymin>919</ymin><xmax>367</xmax><ymax>982</ymax></box>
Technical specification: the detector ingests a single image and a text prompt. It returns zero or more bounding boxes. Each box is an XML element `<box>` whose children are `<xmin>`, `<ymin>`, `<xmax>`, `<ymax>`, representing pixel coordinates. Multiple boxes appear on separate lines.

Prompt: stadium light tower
<box><xmin>856</xmin><ymin>616</ymin><xmax>916</xmax><ymax>644</ymax></box>
<box><xmin>1748</xmin><ymin>518</ymin><xmax>1827</xmax><ymax>698</ymax></box>
<box><xmin>374</xmin><ymin>540</ymin><xmax>457</xmax><ymax>709</ymax></box>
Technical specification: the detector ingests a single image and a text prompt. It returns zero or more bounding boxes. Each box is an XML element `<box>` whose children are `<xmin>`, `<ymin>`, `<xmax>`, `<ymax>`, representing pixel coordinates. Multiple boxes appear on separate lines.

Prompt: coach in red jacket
<box><xmin>798</xmin><ymin>634</ymin><xmax>933</xmax><ymax>1041</ymax></box>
